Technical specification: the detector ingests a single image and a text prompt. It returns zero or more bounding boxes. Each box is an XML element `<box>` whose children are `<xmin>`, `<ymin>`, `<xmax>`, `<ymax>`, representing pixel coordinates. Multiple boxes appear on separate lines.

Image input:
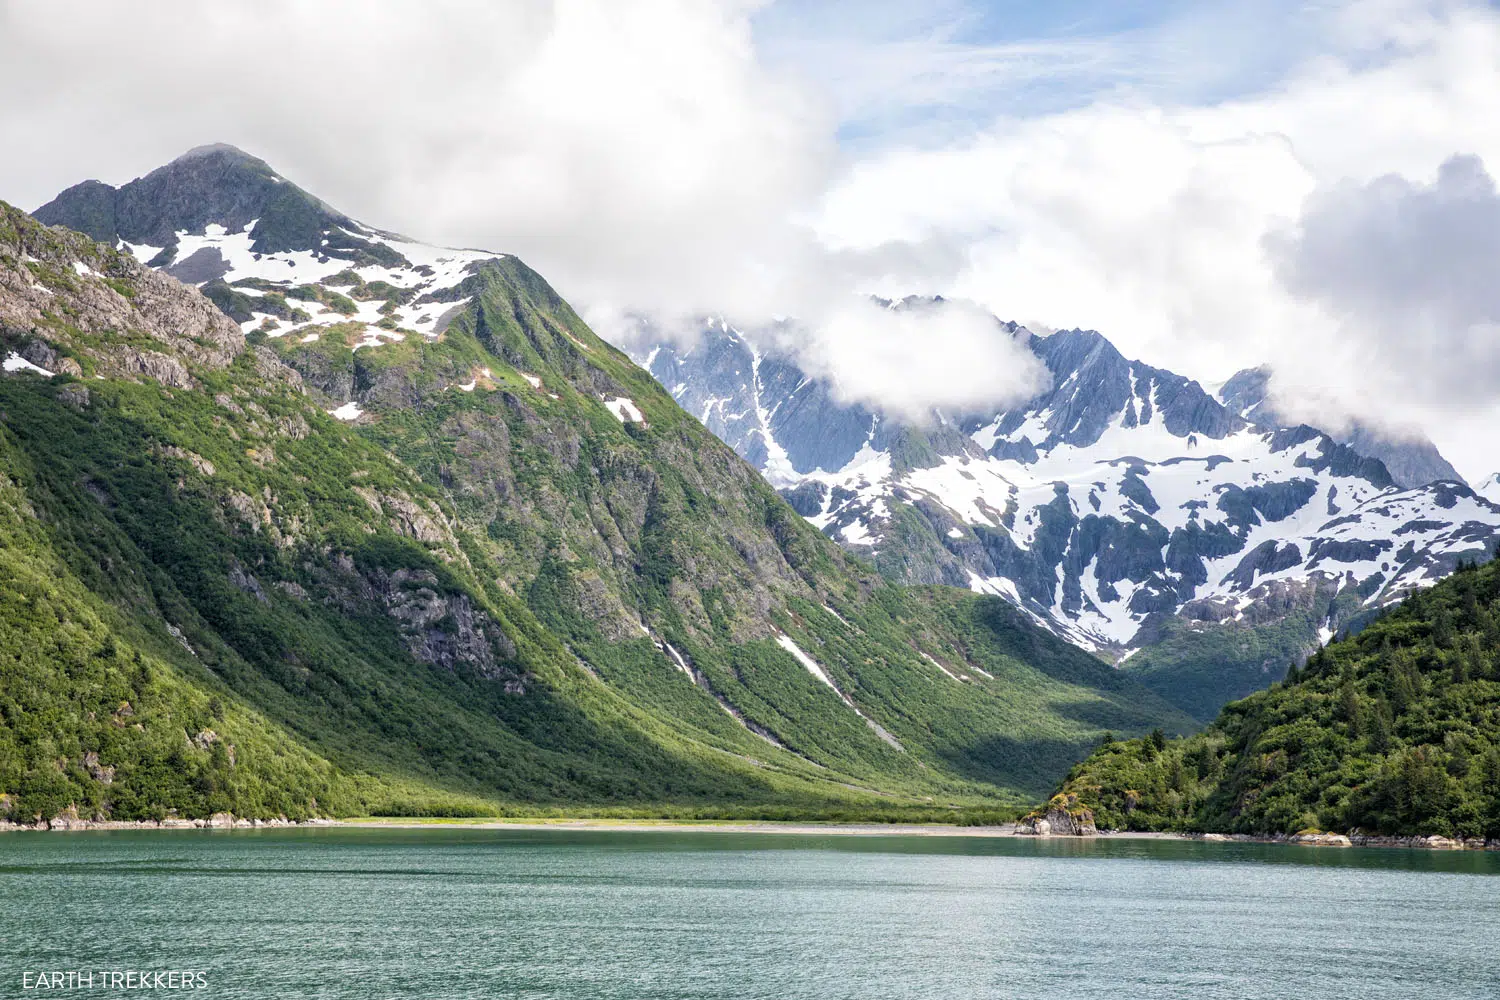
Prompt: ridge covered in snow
<box><xmin>122</xmin><ymin>218</ymin><xmax>496</xmax><ymax>348</ymax></box>
<box><xmin>633</xmin><ymin>315</ymin><xmax>1500</xmax><ymax>664</ymax></box>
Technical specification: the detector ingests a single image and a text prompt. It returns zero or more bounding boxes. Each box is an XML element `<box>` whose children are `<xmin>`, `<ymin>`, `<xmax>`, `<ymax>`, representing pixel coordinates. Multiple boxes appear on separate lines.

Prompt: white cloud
<box><xmin>765</xmin><ymin>298</ymin><xmax>1050</xmax><ymax>421</ymax></box>
<box><xmin>1259</xmin><ymin>154</ymin><xmax>1500</xmax><ymax>453</ymax></box>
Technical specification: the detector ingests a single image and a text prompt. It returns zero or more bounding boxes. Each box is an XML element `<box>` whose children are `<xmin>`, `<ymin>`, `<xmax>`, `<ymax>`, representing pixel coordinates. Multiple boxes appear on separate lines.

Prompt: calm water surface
<box><xmin>1</xmin><ymin>827</ymin><xmax>1497</xmax><ymax>999</ymax></box>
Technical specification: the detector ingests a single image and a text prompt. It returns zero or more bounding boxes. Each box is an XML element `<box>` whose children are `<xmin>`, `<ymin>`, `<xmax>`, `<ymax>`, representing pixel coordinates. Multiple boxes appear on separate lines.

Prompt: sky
<box><xmin>2</xmin><ymin>0</ymin><xmax>1500</xmax><ymax>478</ymax></box>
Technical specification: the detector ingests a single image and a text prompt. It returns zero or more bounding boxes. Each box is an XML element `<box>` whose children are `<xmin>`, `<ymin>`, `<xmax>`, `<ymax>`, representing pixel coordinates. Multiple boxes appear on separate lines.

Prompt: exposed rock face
<box><xmin>374</xmin><ymin>567</ymin><xmax>524</xmax><ymax>689</ymax></box>
<box><xmin>57</xmin><ymin>383</ymin><xmax>90</xmax><ymax>410</ymax></box>
<box><xmin>161</xmin><ymin>445</ymin><xmax>215</xmax><ymax>477</ymax></box>
<box><xmin>630</xmin><ymin>314</ymin><xmax>1499</xmax><ymax>720</ymax></box>
<box><xmin>82</xmin><ymin>751</ymin><xmax>115</xmax><ymax>785</ymax></box>
<box><xmin>999</xmin><ymin>327</ymin><xmax>1240</xmax><ymax>451</ymax></box>
<box><xmin>1018</xmin><ymin>793</ymin><xmax>1098</xmax><ymax>836</ymax></box>
<box><xmin>379</xmin><ymin>493</ymin><xmax>448</xmax><ymax>546</ymax></box>
<box><xmin>34</xmin><ymin>144</ymin><xmax>355</xmax><ymax>258</ymax></box>
<box><xmin>229</xmin><ymin>563</ymin><xmax>269</xmax><ymax>604</ymax></box>
<box><xmin>1</xmin><ymin>201</ymin><xmax>245</xmax><ymax>384</ymax></box>
<box><xmin>113</xmin><ymin>348</ymin><xmax>193</xmax><ymax>388</ymax></box>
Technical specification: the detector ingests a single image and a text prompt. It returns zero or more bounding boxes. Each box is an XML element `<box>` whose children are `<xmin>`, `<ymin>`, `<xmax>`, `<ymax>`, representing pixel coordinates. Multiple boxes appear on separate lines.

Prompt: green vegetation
<box><xmin>1054</xmin><ymin>559</ymin><xmax>1500</xmax><ymax>838</ymax></box>
<box><xmin>1120</xmin><ymin>585</ymin><xmax>1372</xmax><ymax>722</ymax></box>
<box><xmin>286</xmin><ymin>283</ymin><xmax>357</xmax><ymax>316</ymax></box>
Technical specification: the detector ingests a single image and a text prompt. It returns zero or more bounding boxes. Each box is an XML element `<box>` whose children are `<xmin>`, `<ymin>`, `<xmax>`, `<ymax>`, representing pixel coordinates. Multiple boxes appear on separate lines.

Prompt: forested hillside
<box><xmin>1053</xmin><ymin>558</ymin><xmax>1500</xmax><ymax>839</ymax></box>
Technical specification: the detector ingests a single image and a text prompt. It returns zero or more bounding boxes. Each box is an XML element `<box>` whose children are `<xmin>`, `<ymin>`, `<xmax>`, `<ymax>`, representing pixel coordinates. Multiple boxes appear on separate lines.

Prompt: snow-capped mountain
<box><xmin>19</xmin><ymin>146</ymin><xmax>1202</xmax><ymax>802</ymax></box>
<box><xmin>634</xmin><ymin>313</ymin><xmax>1500</xmax><ymax>715</ymax></box>
<box><xmin>34</xmin><ymin>145</ymin><xmax>503</xmax><ymax>390</ymax></box>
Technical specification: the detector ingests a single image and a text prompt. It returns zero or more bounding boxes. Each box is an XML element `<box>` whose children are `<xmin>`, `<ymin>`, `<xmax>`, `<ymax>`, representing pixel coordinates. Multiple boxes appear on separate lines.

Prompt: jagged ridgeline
<box><xmin>637</xmin><ymin>318</ymin><xmax>1500</xmax><ymax>725</ymax></box>
<box><xmin>1051</xmin><ymin>558</ymin><xmax>1500</xmax><ymax>840</ymax></box>
<box><xmin>0</xmin><ymin>162</ymin><xmax>1191</xmax><ymax>823</ymax></box>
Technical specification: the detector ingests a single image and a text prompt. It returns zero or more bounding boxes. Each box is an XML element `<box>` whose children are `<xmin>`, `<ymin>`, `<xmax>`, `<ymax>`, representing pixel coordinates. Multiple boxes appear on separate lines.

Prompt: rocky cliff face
<box><xmin>2</xmin><ymin>203</ymin><xmax>244</xmax><ymax>382</ymax></box>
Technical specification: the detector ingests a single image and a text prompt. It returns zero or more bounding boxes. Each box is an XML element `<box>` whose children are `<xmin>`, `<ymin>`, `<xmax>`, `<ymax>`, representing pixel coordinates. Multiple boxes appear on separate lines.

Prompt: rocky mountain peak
<box><xmin>1216</xmin><ymin>365</ymin><xmax>1272</xmax><ymax>419</ymax></box>
<box><xmin>968</xmin><ymin>327</ymin><xmax>1241</xmax><ymax>458</ymax></box>
<box><xmin>1217</xmin><ymin>366</ymin><xmax>1460</xmax><ymax>489</ymax></box>
<box><xmin>173</xmin><ymin>142</ymin><xmax>260</xmax><ymax>164</ymax></box>
<box><xmin>34</xmin><ymin>144</ymin><xmax>352</xmax><ymax>265</ymax></box>
<box><xmin>629</xmin><ymin>313</ymin><xmax>1500</xmax><ymax>719</ymax></box>
<box><xmin>10</xmin><ymin>173</ymin><xmax>1200</xmax><ymax>810</ymax></box>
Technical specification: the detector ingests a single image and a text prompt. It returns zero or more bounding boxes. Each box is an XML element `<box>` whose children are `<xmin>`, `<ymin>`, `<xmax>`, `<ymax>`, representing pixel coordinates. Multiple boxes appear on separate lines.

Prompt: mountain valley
<box><xmin>0</xmin><ymin>146</ymin><xmax>1199</xmax><ymax>824</ymax></box>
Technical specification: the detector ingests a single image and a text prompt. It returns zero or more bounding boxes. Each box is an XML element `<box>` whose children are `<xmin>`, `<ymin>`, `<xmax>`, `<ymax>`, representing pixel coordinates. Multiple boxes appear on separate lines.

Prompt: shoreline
<box><xmin>3</xmin><ymin>815</ymin><xmax>1496</xmax><ymax>849</ymax></box>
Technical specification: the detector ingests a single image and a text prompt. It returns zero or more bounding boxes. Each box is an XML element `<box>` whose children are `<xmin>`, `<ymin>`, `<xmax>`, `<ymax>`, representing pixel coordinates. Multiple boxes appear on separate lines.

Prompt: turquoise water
<box><xmin>1</xmin><ymin>828</ymin><xmax>1497</xmax><ymax>999</ymax></box>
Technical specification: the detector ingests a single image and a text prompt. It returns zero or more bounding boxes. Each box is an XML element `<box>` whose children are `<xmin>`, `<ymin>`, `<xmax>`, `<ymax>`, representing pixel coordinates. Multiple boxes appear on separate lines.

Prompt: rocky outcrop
<box><xmin>229</xmin><ymin>562</ymin><xmax>269</xmax><ymax>603</ymax></box>
<box><xmin>1191</xmin><ymin>830</ymin><xmax>1498</xmax><ymax>851</ymax></box>
<box><xmin>1288</xmin><ymin>831</ymin><xmax>1352</xmax><ymax>847</ymax></box>
<box><xmin>1017</xmin><ymin>793</ymin><xmax>1098</xmax><ymax>836</ymax></box>
<box><xmin>1348</xmin><ymin>831</ymin><xmax>1483</xmax><ymax>850</ymax></box>
<box><xmin>57</xmin><ymin>383</ymin><xmax>90</xmax><ymax>410</ymax></box>
<box><xmin>82</xmin><ymin>751</ymin><xmax>115</xmax><ymax>785</ymax></box>
<box><xmin>0</xmin><ymin>815</ymin><xmax>317</xmax><ymax>832</ymax></box>
<box><xmin>1220</xmin><ymin>365</ymin><xmax>1460</xmax><ymax>489</ymax></box>
<box><xmin>1</xmin><ymin>200</ymin><xmax>245</xmax><ymax>385</ymax></box>
<box><xmin>113</xmin><ymin>347</ymin><xmax>192</xmax><ymax>388</ymax></box>
<box><xmin>373</xmin><ymin>567</ymin><xmax>525</xmax><ymax>689</ymax></box>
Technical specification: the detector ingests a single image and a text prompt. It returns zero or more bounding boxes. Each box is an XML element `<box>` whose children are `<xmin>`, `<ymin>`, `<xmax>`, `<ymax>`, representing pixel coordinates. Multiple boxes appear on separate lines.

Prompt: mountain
<box><xmin>0</xmin><ymin>151</ymin><xmax>1194</xmax><ymax>825</ymax></box>
<box><xmin>1216</xmin><ymin>365</ymin><xmax>1461</xmax><ymax>489</ymax></box>
<box><xmin>1474</xmin><ymin>472</ymin><xmax>1500</xmax><ymax>505</ymax></box>
<box><xmin>633</xmin><ymin>315</ymin><xmax>1500</xmax><ymax>721</ymax></box>
<box><xmin>35</xmin><ymin>144</ymin><xmax>355</xmax><ymax>271</ymax></box>
<box><xmin>1050</xmin><ymin>557</ymin><xmax>1500</xmax><ymax>842</ymax></box>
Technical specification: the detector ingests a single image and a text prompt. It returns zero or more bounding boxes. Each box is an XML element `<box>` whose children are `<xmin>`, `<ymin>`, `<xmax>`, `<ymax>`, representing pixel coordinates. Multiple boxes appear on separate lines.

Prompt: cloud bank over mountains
<box><xmin>1268</xmin><ymin>154</ymin><xmax>1500</xmax><ymax>417</ymax></box>
<box><xmin>2</xmin><ymin>0</ymin><xmax>1499</xmax><ymax>472</ymax></box>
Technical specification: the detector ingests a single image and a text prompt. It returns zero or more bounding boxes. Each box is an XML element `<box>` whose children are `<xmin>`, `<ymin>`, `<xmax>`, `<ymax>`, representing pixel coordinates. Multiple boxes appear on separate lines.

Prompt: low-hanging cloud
<box><xmin>766</xmin><ymin>298</ymin><xmax>1051</xmax><ymax>421</ymax></box>
<box><xmin>805</xmin><ymin>1</ymin><xmax>1500</xmax><ymax>478</ymax></box>
<box><xmin>1267</xmin><ymin>154</ymin><xmax>1500</xmax><ymax>404</ymax></box>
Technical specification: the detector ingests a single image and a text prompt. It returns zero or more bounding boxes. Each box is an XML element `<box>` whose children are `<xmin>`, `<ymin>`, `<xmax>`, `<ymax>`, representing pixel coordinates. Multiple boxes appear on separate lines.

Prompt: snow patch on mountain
<box><xmin>603</xmin><ymin>397</ymin><xmax>644</xmax><ymax>423</ymax></box>
<box><xmin>3</xmin><ymin>352</ymin><xmax>53</xmax><ymax>377</ymax></box>
<box><xmin>139</xmin><ymin>218</ymin><xmax>503</xmax><ymax>345</ymax></box>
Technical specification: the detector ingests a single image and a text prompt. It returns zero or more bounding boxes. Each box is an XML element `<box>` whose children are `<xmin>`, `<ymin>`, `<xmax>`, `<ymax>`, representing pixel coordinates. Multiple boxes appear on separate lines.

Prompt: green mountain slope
<box><xmin>1051</xmin><ymin>559</ymin><xmax>1500</xmax><ymax>840</ymax></box>
<box><xmin>0</xmin><ymin>189</ymin><xmax>1191</xmax><ymax>824</ymax></box>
